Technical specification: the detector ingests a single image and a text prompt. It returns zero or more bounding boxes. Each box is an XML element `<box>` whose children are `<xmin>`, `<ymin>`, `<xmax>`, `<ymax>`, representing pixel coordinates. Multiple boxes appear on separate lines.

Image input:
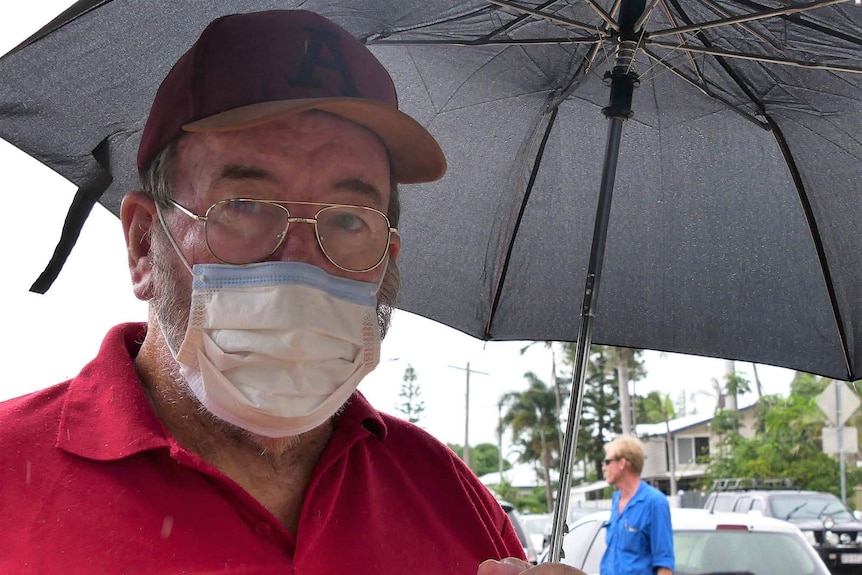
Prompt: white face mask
<box><xmin>154</xmin><ymin>206</ymin><xmax>382</xmax><ymax>437</ymax></box>
<box><xmin>172</xmin><ymin>261</ymin><xmax>381</xmax><ymax>437</ymax></box>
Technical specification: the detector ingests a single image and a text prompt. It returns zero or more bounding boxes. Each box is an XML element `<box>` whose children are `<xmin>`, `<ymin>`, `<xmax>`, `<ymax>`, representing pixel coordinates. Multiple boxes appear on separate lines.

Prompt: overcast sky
<box><xmin>0</xmin><ymin>2</ymin><xmax>796</xmax><ymax>457</ymax></box>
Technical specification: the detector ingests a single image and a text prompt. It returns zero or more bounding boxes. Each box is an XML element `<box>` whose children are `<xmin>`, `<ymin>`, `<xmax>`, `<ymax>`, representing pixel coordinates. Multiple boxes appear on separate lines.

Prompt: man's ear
<box><xmin>388</xmin><ymin>232</ymin><xmax>401</xmax><ymax>262</ymax></box>
<box><xmin>120</xmin><ymin>191</ymin><xmax>158</xmax><ymax>301</ymax></box>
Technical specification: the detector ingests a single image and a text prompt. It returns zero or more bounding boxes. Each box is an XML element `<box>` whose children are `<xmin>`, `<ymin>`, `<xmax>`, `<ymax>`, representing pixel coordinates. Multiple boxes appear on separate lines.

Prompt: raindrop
<box><xmin>161</xmin><ymin>515</ymin><xmax>174</xmax><ymax>539</ymax></box>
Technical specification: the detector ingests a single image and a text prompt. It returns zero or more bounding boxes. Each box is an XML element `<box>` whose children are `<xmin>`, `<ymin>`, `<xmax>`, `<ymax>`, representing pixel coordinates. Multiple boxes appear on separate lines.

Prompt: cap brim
<box><xmin>183</xmin><ymin>98</ymin><xmax>446</xmax><ymax>184</ymax></box>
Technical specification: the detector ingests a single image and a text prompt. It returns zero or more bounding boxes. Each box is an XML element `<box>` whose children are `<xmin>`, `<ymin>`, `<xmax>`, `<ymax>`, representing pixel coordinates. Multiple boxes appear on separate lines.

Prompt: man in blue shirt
<box><xmin>600</xmin><ymin>436</ymin><xmax>675</xmax><ymax>575</ymax></box>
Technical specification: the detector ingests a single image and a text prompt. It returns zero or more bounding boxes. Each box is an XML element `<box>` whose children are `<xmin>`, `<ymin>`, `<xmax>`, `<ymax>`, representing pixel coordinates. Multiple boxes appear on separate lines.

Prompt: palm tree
<box><xmin>500</xmin><ymin>374</ymin><xmax>567</xmax><ymax>510</ymax></box>
<box><xmin>512</xmin><ymin>343</ymin><xmax>644</xmax><ymax>485</ymax></box>
<box><xmin>602</xmin><ymin>347</ymin><xmax>647</xmax><ymax>434</ymax></box>
<box><xmin>636</xmin><ymin>390</ymin><xmax>676</xmax><ymax>424</ymax></box>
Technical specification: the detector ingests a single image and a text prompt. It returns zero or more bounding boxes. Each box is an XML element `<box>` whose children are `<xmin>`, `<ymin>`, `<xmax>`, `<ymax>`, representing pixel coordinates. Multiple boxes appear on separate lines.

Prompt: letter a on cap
<box><xmin>290</xmin><ymin>27</ymin><xmax>360</xmax><ymax>97</ymax></box>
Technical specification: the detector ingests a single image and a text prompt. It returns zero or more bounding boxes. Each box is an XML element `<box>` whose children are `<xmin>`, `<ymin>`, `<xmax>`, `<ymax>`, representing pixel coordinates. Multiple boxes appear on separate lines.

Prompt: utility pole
<box><xmin>664</xmin><ymin>413</ymin><xmax>677</xmax><ymax>496</ymax></box>
<box><xmin>836</xmin><ymin>380</ymin><xmax>847</xmax><ymax>504</ymax></box>
<box><xmin>725</xmin><ymin>360</ymin><xmax>738</xmax><ymax>410</ymax></box>
<box><xmin>449</xmin><ymin>362</ymin><xmax>488</xmax><ymax>469</ymax></box>
<box><xmin>618</xmin><ymin>352</ymin><xmax>633</xmax><ymax>435</ymax></box>
<box><xmin>497</xmin><ymin>399</ymin><xmax>505</xmax><ymax>478</ymax></box>
<box><xmin>550</xmin><ymin>350</ymin><xmax>564</xmax><ymax>448</ymax></box>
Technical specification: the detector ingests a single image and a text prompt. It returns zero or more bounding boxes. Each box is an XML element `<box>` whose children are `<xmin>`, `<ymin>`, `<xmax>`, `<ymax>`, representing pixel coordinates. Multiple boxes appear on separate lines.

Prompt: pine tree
<box><xmin>396</xmin><ymin>364</ymin><xmax>425</xmax><ymax>425</ymax></box>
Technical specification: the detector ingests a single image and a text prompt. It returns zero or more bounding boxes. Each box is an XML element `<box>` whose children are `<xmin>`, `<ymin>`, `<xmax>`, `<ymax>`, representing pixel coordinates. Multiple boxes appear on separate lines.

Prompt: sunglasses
<box><xmin>602</xmin><ymin>457</ymin><xmax>622</xmax><ymax>465</ymax></box>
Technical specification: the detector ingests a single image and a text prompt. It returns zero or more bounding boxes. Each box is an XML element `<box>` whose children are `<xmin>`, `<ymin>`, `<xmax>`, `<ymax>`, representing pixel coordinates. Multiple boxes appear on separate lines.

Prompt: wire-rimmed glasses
<box><xmin>167</xmin><ymin>198</ymin><xmax>397</xmax><ymax>272</ymax></box>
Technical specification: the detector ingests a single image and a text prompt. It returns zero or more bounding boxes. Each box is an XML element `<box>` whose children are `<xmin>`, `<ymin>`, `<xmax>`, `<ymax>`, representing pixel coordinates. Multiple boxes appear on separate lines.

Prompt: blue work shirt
<box><xmin>600</xmin><ymin>480</ymin><xmax>675</xmax><ymax>575</ymax></box>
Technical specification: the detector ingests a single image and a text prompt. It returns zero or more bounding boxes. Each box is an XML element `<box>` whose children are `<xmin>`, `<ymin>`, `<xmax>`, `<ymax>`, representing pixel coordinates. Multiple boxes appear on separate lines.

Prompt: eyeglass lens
<box><xmin>204</xmin><ymin>199</ymin><xmax>391</xmax><ymax>271</ymax></box>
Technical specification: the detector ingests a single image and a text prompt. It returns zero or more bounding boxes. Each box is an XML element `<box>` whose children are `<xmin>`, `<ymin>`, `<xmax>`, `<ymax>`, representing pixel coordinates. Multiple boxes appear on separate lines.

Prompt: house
<box><xmin>478</xmin><ymin>463</ymin><xmax>561</xmax><ymax>499</ymax></box>
<box><xmin>567</xmin><ymin>404</ymin><xmax>761</xmax><ymax>507</ymax></box>
<box><xmin>635</xmin><ymin>404</ymin><xmax>760</xmax><ymax>502</ymax></box>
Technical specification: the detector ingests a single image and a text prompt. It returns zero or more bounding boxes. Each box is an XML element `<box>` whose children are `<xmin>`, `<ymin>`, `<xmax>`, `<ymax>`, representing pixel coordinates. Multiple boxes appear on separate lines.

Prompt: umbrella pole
<box><xmin>545</xmin><ymin>0</ymin><xmax>644</xmax><ymax>563</ymax></box>
<box><xmin>545</xmin><ymin>118</ymin><xmax>625</xmax><ymax>564</ymax></box>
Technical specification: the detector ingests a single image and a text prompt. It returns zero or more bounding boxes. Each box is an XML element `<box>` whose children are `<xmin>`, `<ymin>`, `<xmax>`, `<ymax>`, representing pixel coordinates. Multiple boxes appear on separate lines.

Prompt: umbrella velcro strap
<box><xmin>30</xmin><ymin>138</ymin><xmax>113</xmax><ymax>294</ymax></box>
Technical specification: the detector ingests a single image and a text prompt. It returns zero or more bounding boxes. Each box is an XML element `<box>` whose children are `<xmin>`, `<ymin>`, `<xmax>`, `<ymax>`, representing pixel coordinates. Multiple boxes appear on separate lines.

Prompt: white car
<box><xmin>521</xmin><ymin>513</ymin><xmax>553</xmax><ymax>554</ymax></box>
<box><xmin>498</xmin><ymin>500</ymin><xmax>538</xmax><ymax>564</ymax></box>
<box><xmin>541</xmin><ymin>507</ymin><xmax>831</xmax><ymax>575</ymax></box>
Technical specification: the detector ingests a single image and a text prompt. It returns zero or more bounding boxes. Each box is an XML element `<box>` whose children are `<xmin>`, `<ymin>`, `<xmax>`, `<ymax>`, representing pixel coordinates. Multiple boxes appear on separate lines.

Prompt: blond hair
<box><xmin>606</xmin><ymin>436</ymin><xmax>645</xmax><ymax>475</ymax></box>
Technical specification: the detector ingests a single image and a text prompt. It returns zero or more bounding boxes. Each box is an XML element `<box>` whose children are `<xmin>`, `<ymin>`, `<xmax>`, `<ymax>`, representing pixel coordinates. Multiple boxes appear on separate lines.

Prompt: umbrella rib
<box><xmin>553</xmin><ymin>13</ymin><xmax>623</xmax><ymax>104</ymax></box>
<box><xmin>654</xmin><ymin>0</ymin><xmax>707</xmax><ymax>88</ymax></box>
<box><xmin>640</xmin><ymin>0</ymin><xmax>707</xmax><ymax>93</ymax></box>
<box><xmin>549</xmin><ymin>22</ymin><xmax>618</xmax><ymax>99</ymax></box>
<box><xmin>663</xmin><ymin>0</ymin><xmax>777</xmax><ymax>130</ymax></box>
<box><xmin>473</xmin><ymin>0</ymin><xmax>569</xmax><ymax>43</ymax></box>
<box><xmin>729</xmin><ymin>0</ymin><xmax>862</xmax><ymax>47</ymax></box>
<box><xmin>641</xmin><ymin>48</ymin><xmax>770</xmax><ymax>130</ymax></box>
<box><xmin>649</xmin><ymin>0</ymin><xmax>850</xmax><ymax>39</ymax></box>
<box><xmin>636</xmin><ymin>37</ymin><xmax>700</xmax><ymax>86</ymax></box>
<box><xmin>578</xmin><ymin>0</ymin><xmax>620</xmax><ymax>30</ymax></box>
<box><xmin>608</xmin><ymin>0</ymin><xmax>625</xmax><ymax>21</ymax></box>
<box><xmin>634</xmin><ymin>0</ymin><xmax>666</xmax><ymax>31</ymax></box>
<box><xmin>694</xmin><ymin>0</ymin><xmax>786</xmax><ymax>54</ymax></box>
<box><xmin>648</xmin><ymin>40</ymin><xmax>862</xmax><ymax>73</ymax></box>
<box><xmin>363</xmin><ymin>4</ymin><xmax>496</xmax><ymax>42</ymax></box>
<box><xmin>553</xmin><ymin>38</ymin><xmax>610</xmax><ymax>105</ymax></box>
<box><xmin>369</xmin><ymin>36</ymin><xmax>604</xmax><ymax>46</ymax></box>
<box><xmin>484</xmin><ymin>106</ymin><xmax>560</xmax><ymax>340</ymax></box>
<box><xmin>766</xmin><ymin>117</ymin><xmax>854</xmax><ymax>380</ymax></box>
<box><xmin>483</xmin><ymin>0</ymin><xmax>612</xmax><ymax>34</ymax></box>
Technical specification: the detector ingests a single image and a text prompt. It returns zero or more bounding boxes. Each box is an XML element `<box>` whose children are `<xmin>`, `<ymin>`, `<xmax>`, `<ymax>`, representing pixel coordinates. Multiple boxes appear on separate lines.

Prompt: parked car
<box><xmin>567</xmin><ymin>505</ymin><xmax>604</xmax><ymax>525</ymax></box>
<box><xmin>704</xmin><ymin>479</ymin><xmax>862</xmax><ymax>574</ymax></box>
<box><xmin>540</xmin><ymin>507</ymin><xmax>831</xmax><ymax>575</ymax></box>
<box><xmin>522</xmin><ymin>507</ymin><xmax>609</xmax><ymax>554</ymax></box>
<box><xmin>521</xmin><ymin>513</ymin><xmax>552</xmax><ymax>555</ymax></box>
<box><xmin>498</xmin><ymin>500</ymin><xmax>538</xmax><ymax>564</ymax></box>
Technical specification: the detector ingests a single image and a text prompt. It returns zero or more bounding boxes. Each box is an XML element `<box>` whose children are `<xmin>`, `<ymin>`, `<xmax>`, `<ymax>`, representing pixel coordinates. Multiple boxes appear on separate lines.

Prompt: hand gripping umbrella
<box><xmin>2</xmin><ymin>0</ymin><xmax>862</xmax><ymax>562</ymax></box>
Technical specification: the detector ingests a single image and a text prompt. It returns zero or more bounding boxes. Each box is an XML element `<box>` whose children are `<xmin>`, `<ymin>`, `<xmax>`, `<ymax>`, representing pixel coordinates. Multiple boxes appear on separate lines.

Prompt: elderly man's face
<box><xmin>150</xmin><ymin>111</ymin><xmax>397</xmax><ymax>352</ymax></box>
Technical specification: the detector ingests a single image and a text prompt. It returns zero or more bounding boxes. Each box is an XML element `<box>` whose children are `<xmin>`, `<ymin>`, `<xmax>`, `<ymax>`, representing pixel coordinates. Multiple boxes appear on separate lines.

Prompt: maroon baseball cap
<box><xmin>137</xmin><ymin>10</ymin><xmax>446</xmax><ymax>184</ymax></box>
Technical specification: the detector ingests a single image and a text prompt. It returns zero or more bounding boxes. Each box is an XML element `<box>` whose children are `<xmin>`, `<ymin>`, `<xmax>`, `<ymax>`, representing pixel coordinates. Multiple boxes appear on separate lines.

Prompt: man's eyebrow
<box><xmin>215</xmin><ymin>168</ymin><xmax>383</xmax><ymax>202</ymax></box>
<box><xmin>217</xmin><ymin>164</ymin><xmax>278</xmax><ymax>183</ymax></box>
<box><xmin>334</xmin><ymin>179</ymin><xmax>383</xmax><ymax>202</ymax></box>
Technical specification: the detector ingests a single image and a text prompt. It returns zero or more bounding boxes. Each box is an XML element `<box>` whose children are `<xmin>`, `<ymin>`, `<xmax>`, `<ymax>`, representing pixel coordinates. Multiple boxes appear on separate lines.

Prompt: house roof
<box><xmin>478</xmin><ymin>463</ymin><xmax>560</xmax><ymax>488</ymax></box>
<box><xmin>569</xmin><ymin>480</ymin><xmax>609</xmax><ymax>495</ymax></box>
<box><xmin>635</xmin><ymin>402</ymin><xmax>758</xmax><ymax>437</ymax></box>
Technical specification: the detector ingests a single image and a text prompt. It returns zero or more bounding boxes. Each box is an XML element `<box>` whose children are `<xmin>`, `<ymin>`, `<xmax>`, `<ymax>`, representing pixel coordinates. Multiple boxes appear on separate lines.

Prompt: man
<box><xmin>600</xmin><ymin>436</ymin><xmax>675</xmax><ymax>575</ymax></box>
<box><xmin>0</xmin><ymin>9</ymin><xmax>580</xmax><ymax>575</ymax></box>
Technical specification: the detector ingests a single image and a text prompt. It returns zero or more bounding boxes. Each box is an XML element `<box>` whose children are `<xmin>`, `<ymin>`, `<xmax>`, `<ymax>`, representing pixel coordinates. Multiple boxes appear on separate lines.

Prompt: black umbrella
<box><xmin>3</xmin><ymin>0</ymin><xmax>862</xmax><ymax>561</ymax></box>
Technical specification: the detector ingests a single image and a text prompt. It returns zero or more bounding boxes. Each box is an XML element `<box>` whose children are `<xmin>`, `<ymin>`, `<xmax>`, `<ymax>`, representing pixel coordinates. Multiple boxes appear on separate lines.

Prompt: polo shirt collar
<box><xmin>336</xmin><ymin>388</ymin><xmax>387</xmax><ymax>440</ymax></box>
<box><xmin>57</xmin><ymin>323</ymin><xmax>169</xmax><ymax>460</ymax></box>
<box><xmin>57</xmin><ymin>323</ymin><xmax>388</xmax><ymax>461</ymax></box>
<box><xmin>628</xmin><ymin>479</ymin><xmax>649</xmax><ymax>505</ymax></box>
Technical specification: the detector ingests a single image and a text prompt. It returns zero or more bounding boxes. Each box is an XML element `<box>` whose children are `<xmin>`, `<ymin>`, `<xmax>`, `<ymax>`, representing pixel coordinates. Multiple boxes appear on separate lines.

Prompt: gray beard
<box><xmin>148</xmin><ymin>233</ymin><xmax>261</xmax><ymax>443</ymax></box>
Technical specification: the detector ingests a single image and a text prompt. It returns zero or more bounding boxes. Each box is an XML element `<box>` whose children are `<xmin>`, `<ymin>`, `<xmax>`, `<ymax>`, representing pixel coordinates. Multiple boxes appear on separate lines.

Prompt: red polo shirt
<box><xmin>0</xmin><ymin>323</ymin><xmax>524</xmax><ymax>574</ymax></box>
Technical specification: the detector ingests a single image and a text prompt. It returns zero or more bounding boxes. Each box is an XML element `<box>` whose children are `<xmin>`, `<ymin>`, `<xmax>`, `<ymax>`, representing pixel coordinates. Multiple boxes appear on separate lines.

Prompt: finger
<box><xmin>477</xmin><ymin>558</ymin><xmax>533</xmax><ymax>575</ymax></box>
<box><xmin>524</xmin><ymin>564</ymin><xmax>587</xmax><ymax>575</ymax></box>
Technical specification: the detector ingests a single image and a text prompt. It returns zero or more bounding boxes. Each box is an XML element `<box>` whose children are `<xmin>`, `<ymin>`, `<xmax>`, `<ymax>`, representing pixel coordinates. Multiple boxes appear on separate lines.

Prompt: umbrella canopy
<box><xmin>2</xmin><ymin>0</ymin><xmax>860</xmax><ymax>382</ymax></box>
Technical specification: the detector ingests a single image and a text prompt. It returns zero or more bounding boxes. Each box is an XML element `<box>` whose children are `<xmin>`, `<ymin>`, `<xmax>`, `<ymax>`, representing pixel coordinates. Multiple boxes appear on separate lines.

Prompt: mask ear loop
<box><xmin>152</xmin><ymin>201</ymin><xmax>197</xmax><ymax>359</ymax></box>
<box><xmin>373</xmin><ymin>257</ymin><xmax>390</xmax><ymax>298</ymax></box>
<box><xmin>154</xmin><ymin>201</ymin><xmax>196</xmax><ymax>278</ymax></box>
